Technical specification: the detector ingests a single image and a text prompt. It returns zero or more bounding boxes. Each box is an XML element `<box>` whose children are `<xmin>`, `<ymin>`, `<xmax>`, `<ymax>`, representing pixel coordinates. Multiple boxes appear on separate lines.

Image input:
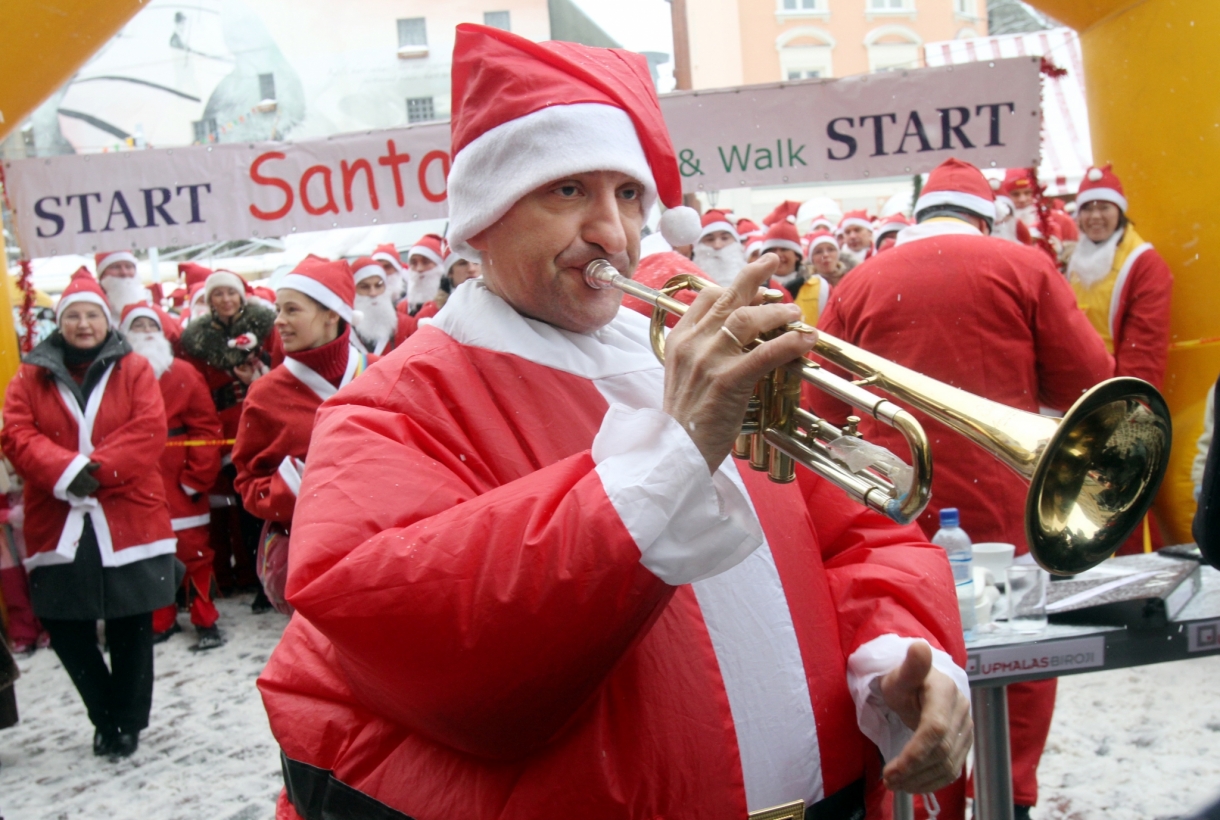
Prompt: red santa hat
<box><xmin>804</xmin><ymin>230</ymin><xmax>839</xmax><ymax>254</ymax></box>
<box><xmin>118</xmin><ymin>301</ymin><xmax>170</xmax><ymax>335</ymax></box>
<box><xmin>874</xmin><ymin>213</ymin><xmax>910</xmax><ymax>241</ymax></box>
<box><xmin>759</xmin><ymin>220</ymin><xmax>802</xmax><ymax>257</ymax></box>
<box><xmin>808</xmin><ymin>214</ymin><xmax>836</xmax><ymax>233</ymax></box>
<box><xmin>169</xmin><ymin>286</ymin><xmax>187</xmax><ymax>308</ymax></box>
<box><xmin>445</xmin><ymin>24</ymin><xmax>700</xmax><ymax>257</ymax></box>
<box><xmin>914</xmin><ymin>158</ymin><xmax>996</xmax><ymax>222</ymax></box>
<box><xmin>57</xmin><ymin>267</ymin><xmax>113</xmax><ymax>325</ymax></box>
<box><xmin>698</xmin><ymin>209</ymin><xmax>739</xmax><ymax>242</ymax></box>
<box><xmin>1000</xmin><ymin>167</ymin><xmax>1035</xmax><ymax>196</ymax></box>
<box><xmin>203</xmin><ymin>270</ymin><xmax>247</xmax><ymax>306</ymax></box>
<box><xmin>94</xmin><ymin>251</ymin><xmax>137</xmax><ymax>278</ymax></box>
<box><xmin>278</xmin><ymin>257</ymin><xmax>356</xmax><ymax>323</ymax></box>
<box><xmin>178</xmin><ymin>262</ymin><xmax>213</xmax><ymax>290</ymax></box>
<box><xmin>1076</xmin><ymin>164</ymin><xmax>1128</xmax><ymax>212</ymax></box>
<box><xmin>836</xmin><ymin>209</ymin><xmax>873</xmax><ymax>233</ymax></box>
<box><xmin>370</xmin><ymin>243</ymin><xmax>404</xmax><ymax>274</ymax></box>
<box><xmin>406</xmin><ymin>234</ymin><xmax>445</xmax><ymax>268</ymax></box>
<box><xmin>762</xmin><ymin>200</ymin><xmax>801</xmax><ymax>227</ymax></box>
<box><xmin>736</xmin><ymin>218</ymin><xmax>761</xmax><ymax>237</ymax></box>
<box><xmin>253</xmin><ymin>286</ymin><xmax>277</xmax><ymax>305</ymax></box>
<box><xmin>352</xmin><ymin>256</ymin><xmax>387</xmax><ymax>285</ymax></box>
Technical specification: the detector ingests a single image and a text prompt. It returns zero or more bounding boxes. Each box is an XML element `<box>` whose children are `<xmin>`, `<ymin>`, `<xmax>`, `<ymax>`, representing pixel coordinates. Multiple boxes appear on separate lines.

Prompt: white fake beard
<box><xmin>992</xmin><ymin>216</ymin><xmax>1022</xmax><ymax>244</ymax></box>
<box><xmin>101</xmin><ymin>275</ymin><xmax>148</xmax><ymax>314</ymax></box>
<box><xmin>839</xmin><ymin>245</ymin><xmax>867</xmax><ymax>268</ymax></box>
<box><xmin>1068</xmin><ymin>230</ymin><xmax>1122</xmax><ymax>287</ymax></box>
<box><xmin>353</xmin><ymin>292</ymin><xmax>398</xmax><ymax>345</ymax></box>
<box><xmin>386</xmin><ymin>271</ymin><xmax>406</xmax><ymax>301</ymax></box>
<box><xmin>692</xmin><ymin>241</ymin><xmax>748</xmax><ymax>287</ymax></box>
<box><xmin>1014</xmin><ymin>205</ymin><xmax>1038</xmax><ymax>227</ymax></box>
<box><xmin>127</xmin><ymin>331</ymin><xmax>175</xmax><ymax>378</ymax></box>
<box><xmin>406</xmin><ymin>269</ymin><xmax>444</xmax><ymax>311</ymax></box>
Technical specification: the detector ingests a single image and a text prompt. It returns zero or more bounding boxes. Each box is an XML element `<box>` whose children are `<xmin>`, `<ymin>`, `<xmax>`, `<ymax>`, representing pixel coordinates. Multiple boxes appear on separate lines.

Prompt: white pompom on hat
<box><xmin>445</xmin><ymin>24</ymin><xmax>699</xmax><ymax>257</ymax></box>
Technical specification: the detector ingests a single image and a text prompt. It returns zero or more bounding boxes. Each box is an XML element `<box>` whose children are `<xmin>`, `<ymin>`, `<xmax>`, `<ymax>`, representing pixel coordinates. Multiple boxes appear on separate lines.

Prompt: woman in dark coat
<box><xmin>1</xmin><ymin>269</ymin><xmax>176</xmax><ymax>759</ymax></box>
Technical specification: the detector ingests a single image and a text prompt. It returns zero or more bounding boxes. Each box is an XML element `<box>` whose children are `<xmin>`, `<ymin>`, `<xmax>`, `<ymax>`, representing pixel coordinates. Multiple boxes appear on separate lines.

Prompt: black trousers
<box><xmin>41</xmin><ymin>612</ymin><xmax>154</xmax><ymax>735</ymax></box>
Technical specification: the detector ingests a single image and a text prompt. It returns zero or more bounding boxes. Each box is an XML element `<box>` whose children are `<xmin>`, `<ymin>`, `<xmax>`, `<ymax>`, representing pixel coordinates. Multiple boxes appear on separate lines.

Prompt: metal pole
<box><xmin>971</xmin><ymin>685</ymin><xmax>1014</xmax><ymax>820</ymax></box>
<box><xmin>893</xmin><ymin>791</ymin><xmax>914</xmax><ymax>820</ymax></box>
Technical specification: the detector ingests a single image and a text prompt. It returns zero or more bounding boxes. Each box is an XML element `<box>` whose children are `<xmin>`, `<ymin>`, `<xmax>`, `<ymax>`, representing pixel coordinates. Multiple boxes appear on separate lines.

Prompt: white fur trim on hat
<box><xmin>204</xmin><ymin>271</ymin><xmax>247</xmax><ymax>305</ymax></box>
<box><xmin>1076</xmin><ymin>187</ymin><xmax>1128</xmax><ymax>212</ymax></box>
<box><xmin>278</xmin><ymin>273</ymin><xmax>354</xmax><ymax>323</ymax></box>
<box><xmin>808</xmin><ymin>234</ymin><xmax>839</xmax><ymax>251</ymax></box>
<box><xmin>353</xmin><ymin>263</ymin><xmax>386</xmax><ymax>285</ymax></box>
<box><xmin>760</xmin><ymin>238</ymin><xmax>803</xmax><ymax>256</ymax></box>
<box><xmin>371</xmin><ymin>250</ymin><xmax>404</xmax><ymax>274</ymax></box>
<box><xmin>698</xmin><ymin>220</ymin><xmax>739</xmax><ymax>242</ymax></box>
<box><xmin>838</xmin><ymin>217</ymin><xmax>872</xmax><ymax>232</ymax></box>
<box><xmin>915</xmin><ymin>190</ymin><xmax>997</xmax><ymax>221</ymax></box>
<box><xmin>97</xmin><ymin>251</ymin><xmax>137</xmax><ymax>276</ymax></box>
<box><xmin>446</xmin><ymin>103</ymin><xmax>658</xmax><ymax>258</ymax></box>
<box><xmin>119</xmin><ymin>306</ymin><xmax>162</xmax><ymax>334</ymax></box>
<box><xmin>57</xmin><ymin>293</ymin><xmax>112</xmax><ymax>326</ymax></box>
<box><xmin>406</xmin><ymin>244</ymin><xmax>444</xmax><ymax>269</ymax></box>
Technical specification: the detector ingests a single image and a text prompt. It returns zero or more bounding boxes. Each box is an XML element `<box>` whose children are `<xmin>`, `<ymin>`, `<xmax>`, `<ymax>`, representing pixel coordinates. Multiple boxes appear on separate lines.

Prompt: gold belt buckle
<box><xmin>748</xmin><ymin>800</ymin><xmax>805</xmax><ymax>820</ymax></box>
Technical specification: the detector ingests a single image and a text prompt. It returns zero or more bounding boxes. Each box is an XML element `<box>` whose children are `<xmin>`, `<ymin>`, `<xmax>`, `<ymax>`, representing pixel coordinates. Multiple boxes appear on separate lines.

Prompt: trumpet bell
<box><xmin>1027</xmin><ymin>378</ymin><xmax>1172</xmax><ymax>575</ymax></box>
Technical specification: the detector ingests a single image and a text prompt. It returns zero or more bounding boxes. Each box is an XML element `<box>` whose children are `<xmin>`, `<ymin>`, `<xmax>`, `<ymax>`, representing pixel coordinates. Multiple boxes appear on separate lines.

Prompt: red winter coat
<box><xmin>813</xmin><ymin>219</ymin><xmax>1115</xmax><ymax>555</ymax></box>
<box><xmin>1105</xmin><ymin>243</ymin><xmax>1174</xmax><ymax>389</ymax></box>
<box><xmin>2</xmin><ymin>339</ymin><xmax>175</xmax><ymax>569</ymax></box>
<box><xmin>159</xmin><ymin>359</ymin><xmax>223</xmax><ymax>530</ymax></box>
<box><xmin>258</xmin><ymin>281</ymin><xmax>968</xmax><ymax>820</ymax></box>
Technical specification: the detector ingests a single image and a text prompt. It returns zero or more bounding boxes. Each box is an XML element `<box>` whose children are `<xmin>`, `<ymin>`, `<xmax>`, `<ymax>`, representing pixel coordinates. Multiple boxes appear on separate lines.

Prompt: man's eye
<box><xmin>620</xmin><ymin>188</ymin><xmax>640</xmax><ymax>200</ymax></box>
<box><xmin>557</xmin><ymin>184</ymin><xmax>579</xmax><ymax>197</ymax></box>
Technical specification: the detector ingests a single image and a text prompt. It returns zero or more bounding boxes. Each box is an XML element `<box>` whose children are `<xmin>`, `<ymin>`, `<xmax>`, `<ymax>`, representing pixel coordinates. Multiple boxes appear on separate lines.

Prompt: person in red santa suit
<box><xmin>370</xmin><ymin>243</ymin><xmax>407</xmax><ymax>304</ymax></box>
<box><xmin>873</xmin><ymin>214</ymin><xmax>910</xmax><ymax>254</ymax></box>
<box><xmin>94</xmin><ymin>251</ymin><xmax>150</xmax><ymax>317</ymax></box>
<box><xmin>761</xmin><ymin>219</ymin><xmax>828</xmax><ymax>325</ymax></box>
<box><xmin>181</xmin><ymin>269</ymin><xmax>281</xmax><ymax>609</ymax></box>
<box><xmin>396</xmin><ymin>234</ymin><xmax>446</xmax><ymax>319</ymax></box>
<box><xmin>350</xmin><ymin>257</ymin><xmax>414</xmax><ymax>356</ymax></box>
<box><xmin>1000</xmin><ymin>168</ymin><xmax>1063</xmax><ymax>264</ymax></box>
<box><xmin>1068</xmin><ymin>163</ymin><xmax>1173</xmax><ymax>554</ymax></box>
<box><xmin>232</xmin><ymin>258</ymin><xmax>372</xmax><ymax>614</ymax></box>
<box><xmin>119</xmin><ymin>303</ymin><xmax>225</xmax><ymax>651</ymax></box>
<box><xmin>258</xmin><ymin>25</ymin><xmax>971</xmax><ymax>820</ymax></box>
<box><xmin>813</xmin><ymin>158</ymin><xmax>1115</xmax><ymax>820</ymax></box>
<box><xmin>1</xmin><ymin>269</ymin><xmax>177</xmax><ymax>760</ymax></box>
<box><xmin>837</xmin><ymin>210</ymin><xmax>874</xmax><ymax>270</ymax></box>
<box><xmin>691</xmin><ymin>209</ymin><xmax>747</xmax><ymax>286</ymax></box>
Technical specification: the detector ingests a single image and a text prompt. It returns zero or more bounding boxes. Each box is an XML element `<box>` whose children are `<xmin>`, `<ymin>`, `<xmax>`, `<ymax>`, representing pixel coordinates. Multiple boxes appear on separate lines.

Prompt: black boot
<box><xmin>151</xmin><ymin>621</ymin><xmax>182</xmax><ymax>645</ymax></box>
<box><xmin>93</xmin><ymin>728</ymin><xmax>115</xmax><ymax>757</ymax></box>
<box><xmin>251</xmin><ymin>587</ymin><xmax>272</xmax><ymax>614</ymax></box>
<box><xmin>190</xmin><ymin>625</ymin><xmax>225</xmax><ymax>652</ymax></box>
<box><xmin>109</xmin><ymin>730</ymin><xmax>139</xmax><ymax>760</ymax></box>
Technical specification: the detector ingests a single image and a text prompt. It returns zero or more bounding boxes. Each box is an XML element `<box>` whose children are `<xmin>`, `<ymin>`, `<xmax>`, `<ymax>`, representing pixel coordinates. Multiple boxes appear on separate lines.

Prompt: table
<box><xmin>964</xmin><ymin>562</ymin><xmax>1220</xmax><ymax>820</ymax></box>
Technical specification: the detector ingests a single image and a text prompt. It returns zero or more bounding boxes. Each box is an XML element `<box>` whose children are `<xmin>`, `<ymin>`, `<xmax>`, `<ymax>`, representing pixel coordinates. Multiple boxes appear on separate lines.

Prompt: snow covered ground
<box><xmin>2</xmin><ymin>596</ymin><xmax>1220</xmax><ymax>820</ymax></box>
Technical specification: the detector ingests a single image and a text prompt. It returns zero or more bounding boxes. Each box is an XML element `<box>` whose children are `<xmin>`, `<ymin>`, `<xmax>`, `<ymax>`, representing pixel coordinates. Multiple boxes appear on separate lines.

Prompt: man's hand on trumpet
<box><xmin>662</xmin><ymin>252</ymin><xmax>817</xmax><ymax>474</ymax></box>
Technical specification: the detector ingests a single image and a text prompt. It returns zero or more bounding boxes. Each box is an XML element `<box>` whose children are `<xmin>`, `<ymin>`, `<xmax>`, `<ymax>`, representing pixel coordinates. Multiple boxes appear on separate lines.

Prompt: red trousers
<box><xmin>153</xmin><ymin>525</ymin><xmax>219</xmax><ymax>632</ymax></box>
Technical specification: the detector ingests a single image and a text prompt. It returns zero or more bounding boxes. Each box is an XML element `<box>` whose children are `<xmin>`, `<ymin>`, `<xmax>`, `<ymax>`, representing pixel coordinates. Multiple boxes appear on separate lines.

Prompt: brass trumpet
<box><xmin>584</xmin><ymin>259</ymin><xmax>1172</xmax><ymax>575</ymax></box>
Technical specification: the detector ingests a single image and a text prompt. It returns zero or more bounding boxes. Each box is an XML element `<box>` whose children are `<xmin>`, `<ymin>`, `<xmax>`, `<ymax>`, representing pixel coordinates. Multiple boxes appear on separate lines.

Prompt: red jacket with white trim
<box><xmin>257</xmin><ymin>282</ymin><xmax>967</xmax><ymax>819</ymax></box>
<box><xmin>1109</xmin><ymin>245</ymin><xmax>1173</xmax><ymax>389</ymax></box>
<box><xmin>2</xmin><ymin>344</ymin><xmax>175</xmax><ymax>567</ymax></box>
<box><xmin>159</xmin><ymin>358</ymin><xmax>223</xmax><ymax>529</ymax></box>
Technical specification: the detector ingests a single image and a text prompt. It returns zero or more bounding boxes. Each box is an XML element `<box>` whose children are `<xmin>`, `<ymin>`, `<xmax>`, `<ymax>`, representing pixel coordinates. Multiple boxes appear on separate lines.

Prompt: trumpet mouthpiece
<box><xmin>583</xmin><ymin>259</ymin><xmax>618</xmax><ymax>289</ymax></box>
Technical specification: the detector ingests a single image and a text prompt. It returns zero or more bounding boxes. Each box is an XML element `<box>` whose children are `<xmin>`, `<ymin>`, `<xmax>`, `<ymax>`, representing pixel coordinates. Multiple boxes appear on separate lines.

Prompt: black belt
<box><xmin>167</xmin><ymin>426</ymin><xmax>187</xmax><ymax>438</ymax></box>
<box><xmin>806</xmin><ymin>778</ymin><xmax>864</xmax><ymax>820</ymax></box>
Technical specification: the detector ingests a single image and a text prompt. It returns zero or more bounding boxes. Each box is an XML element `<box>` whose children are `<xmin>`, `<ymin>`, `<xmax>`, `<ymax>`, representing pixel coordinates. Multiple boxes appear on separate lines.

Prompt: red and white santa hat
<box><xmin>94</xmin><ymin>251</ymin><xmax>137</xmax><ymax>278</ymax></box>
<box><xmin>445</xmin><ymin>24</ymin><xmax>700</xmax><ymax>258</ymax></box>
<box><xmin>804</xmin><ymin>230</ymin><xmax>839</xmax><ymax>254</ymax></box>
<box><xmin>808</xmin><ymin>214</ymin><xmax>836</xmax><ymax>233</ymax></box>
<box><xmin>759</xmin><ymin>220</ymin><xmax>803</xmax><ymax>257</ymax></box>
<box><xmin>406</xmin><ymin>234</ymin><xmax>445</xmax><ymax>268</ymax></box>
<box><xmin>698</xmin><ymin>209</ymin><xmax>739</xmax><ymax>242</ymax></box>
<box><xmin>1076</xmin><ymin>164</ymin><xmax>1127</xmax><ymax>212</ymax></box>
<box><xmin>874</xmin><ymin>213</ymin><xmax>910</xmax><ymax>241</ymax></box>
<box><xmin>203</xmin><ymin>270</ymin><xmax>247</xmax><ymax>306</ymax></box>
<box><xmin>837</xmin><ymin>209</ymin><xmax>873</xmax><ymax>233</ymax></box>
<box><xmin>351</xmin><ymin>256</ymin><xmax>387</xmax><ymax>286</ymax></box>
<box><xmin>914</xmin><ymin>158</ymin><xmax>996</xmax><ymax>221</ymax></box>
<box><xmin>57</xmin><ymin>267</ymin><xmax>113</xmax><ymax>325</ymax></box>
<box><xmin>178</xmin><ymin>262</ymin><xmax>213</xmax><ymax>290</ymax></box>
<box><xmin>118</xmin><ymin>301</ymin><xmax>168</xmax><ymax>335</ymax></box>
<box><xmin>1000</xmin><ymin>167</ymin><xmax>1035</xmax><ymax>196</ymax></box>
<box><xmin>370</xmin><ymin>243</ymin><xmax>404</xmax><ymax>274</ymax></box>
<box><xmin>278</xmin><ymin>257</ymin><xmax>356</xmax><ymax>323</ymax></box>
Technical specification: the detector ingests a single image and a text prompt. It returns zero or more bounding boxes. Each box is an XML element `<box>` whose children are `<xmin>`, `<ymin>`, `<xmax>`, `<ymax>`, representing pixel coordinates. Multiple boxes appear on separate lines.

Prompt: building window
<box><xmin>777</xmin><ymin>27</ymin><xmax>835</xmax><ymax>80</ymax></box>
<box><xmin>865</xmin><ymin>25</ymin><xmax>922</xmax><ymax>72</ymax></box>
<box><xmin>193</xmin><ymin>118</ymin><xmax>218</xmax><ymax>143</ymax></box>
<box><xmin>407</xmin><ymin>97</ymin><xmax>435</xmax><ymax>124</ymax></box>
<box><xmin>868</xmin><ymin>0</ymin><xmax>913</xmax><ymax>11</ymax></box>
<box><xmin>258</xmin><ymin>73</ymin><xmax>276</xmax><ymax>102</ymax></box>
<box><xmin>780</xmin><ymin>0</ymin><xmax>820</xmax><ymax>10</ymax></box>
<box><xmin>484</xmin><ymin>11</ymin><xmax>511</xmax><ymax>31</ymax></box>
<box><xmin>955</xmin><ymin>0</ymin><xmax>975</xmax><ymax>15</ymax></box>
<box><xmin>398</xmin><ymin>18</ymin><xmax>427</xmax><ymax>46</ymax></box>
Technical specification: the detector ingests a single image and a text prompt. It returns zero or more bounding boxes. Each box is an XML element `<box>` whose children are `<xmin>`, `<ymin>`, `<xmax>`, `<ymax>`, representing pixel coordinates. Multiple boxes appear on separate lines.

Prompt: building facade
<box><xmin>689</xmin><ymin>0</ymin><xmax>988</xmax><ymax>89</ymax></box>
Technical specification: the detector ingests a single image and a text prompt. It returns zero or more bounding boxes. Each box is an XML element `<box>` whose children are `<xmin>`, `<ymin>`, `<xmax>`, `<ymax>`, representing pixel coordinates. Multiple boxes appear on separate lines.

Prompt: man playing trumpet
<box><xmin>258</xmin><ymin>24</ymin><xmax>970</xmax><ymax>820</ymax></box>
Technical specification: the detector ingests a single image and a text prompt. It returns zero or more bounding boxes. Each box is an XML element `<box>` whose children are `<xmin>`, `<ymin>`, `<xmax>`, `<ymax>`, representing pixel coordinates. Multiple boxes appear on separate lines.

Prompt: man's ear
<box><xmin>466</xmin><ymin>230</ymin><xmax>489</xmax><ymax>254</ymax></box>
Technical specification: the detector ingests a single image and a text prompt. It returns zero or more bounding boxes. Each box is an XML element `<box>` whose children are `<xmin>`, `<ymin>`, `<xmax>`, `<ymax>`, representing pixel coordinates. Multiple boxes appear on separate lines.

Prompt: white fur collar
<box><xmin>894</xmin><ymin>219</ymin><xmax>983</xmax><ymax>247</ymax></box>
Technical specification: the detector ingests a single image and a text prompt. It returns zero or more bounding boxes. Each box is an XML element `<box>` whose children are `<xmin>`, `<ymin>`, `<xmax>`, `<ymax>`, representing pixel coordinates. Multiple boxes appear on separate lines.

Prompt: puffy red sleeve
<box><xmin>231</xmin><ymin>380</ymin><xmax>299</xmax><ymax>523</ymax></box>
<box><xmin>89</xmin><ymin>358</ymin><xmax>169</xmax><ymax>491</ymax></box>
<box><xmin>286</xmin><ymin>399</ymin><xmax>673</xmax><ymax>761</ymax></box>
<box><xmin>1030</xmin><ymin>261</ymin><xmax>1115</xmax><ymax>409</ymax></box>
<box><xmin>799</xmin><ymin>470</ymin><xmax>965</xmax><ymax>663</ymax></box>
<box><xmin>395</xmin><ymin>312</ymin><xmax>418</xmax><ymax>344</ymax></box>
<box><xmin>178</xmin><ymin>364</ymin><xmax>224</xmax><ymax>494</ymax></box>
<box><xmin>1</xmin><ymin>368</ymin><xmax>82</xmax><ymax>493</ymax></box>
<box><xmin>1113</xmin><ymin>251</ymin><xmax>1173</xmax><ymax>388</ymax></box>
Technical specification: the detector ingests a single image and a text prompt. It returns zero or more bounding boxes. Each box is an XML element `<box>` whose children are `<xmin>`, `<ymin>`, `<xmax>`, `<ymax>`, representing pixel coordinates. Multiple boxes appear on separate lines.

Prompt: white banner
<box><xmin>3</xmin><ymin>58</ymin><xmax>1041</xmax><ymax>259</ymax></box>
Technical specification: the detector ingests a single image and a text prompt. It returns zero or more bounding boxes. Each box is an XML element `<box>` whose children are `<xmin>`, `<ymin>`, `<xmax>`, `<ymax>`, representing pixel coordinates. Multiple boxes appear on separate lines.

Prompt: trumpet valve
<box><xmin>845</xmin><ymin>415</ymin><xmax>862</xmax><ymax>438</ymax></box>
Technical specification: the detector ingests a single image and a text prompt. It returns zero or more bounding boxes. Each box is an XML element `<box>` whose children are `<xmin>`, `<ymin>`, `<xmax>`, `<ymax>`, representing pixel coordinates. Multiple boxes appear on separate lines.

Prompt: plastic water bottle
<box><xmin>931</xmin><ymin>508</ymin><xmax>976</xmax><ymax>640</ymax></box>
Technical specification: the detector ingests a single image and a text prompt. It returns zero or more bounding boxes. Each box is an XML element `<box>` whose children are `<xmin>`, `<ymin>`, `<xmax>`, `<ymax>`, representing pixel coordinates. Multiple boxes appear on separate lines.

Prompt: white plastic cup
<box><xmin>1006</xmin><ymin>565</ymin><xmax>1048</xmax><ymax>633</ymax></box>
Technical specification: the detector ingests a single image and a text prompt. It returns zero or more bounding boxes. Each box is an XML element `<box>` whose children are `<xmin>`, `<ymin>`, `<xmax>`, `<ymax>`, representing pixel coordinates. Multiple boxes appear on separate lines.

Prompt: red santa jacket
<box><xmin>1</xmin><ymin>342</ymin><xmax>175</xmax><ymax>568</ymax></box>
<box><xmin>1105</xmin><ymin>243</ymin><xmax>1173</xmax><ymax>388</ymax></box>
<box><xmin>232</xmin><ymin>341</ymin><xmax>371</xmax><ymax>524</ymax></box>
<box><xmin>813</xmin><ymin>219</ymin><xmax>1115</xmax><ymax>555</ymax></box>
<box><xmin>257</xmin><ymin>281</ymin><xmax>968</xmax><ymax>820</ymax></box>
<box><xmin>159</xmin><ymin>358</ymin><xmax>223</xmax><ymax>530</ymax></box>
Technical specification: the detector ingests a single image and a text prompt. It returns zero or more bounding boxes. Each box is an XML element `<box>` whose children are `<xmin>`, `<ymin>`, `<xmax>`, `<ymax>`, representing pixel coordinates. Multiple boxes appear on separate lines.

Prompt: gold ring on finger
<box><xmin>719</xmin><ymin>325</ymin><xmax>745</xmax><ymax>349</ymax></box>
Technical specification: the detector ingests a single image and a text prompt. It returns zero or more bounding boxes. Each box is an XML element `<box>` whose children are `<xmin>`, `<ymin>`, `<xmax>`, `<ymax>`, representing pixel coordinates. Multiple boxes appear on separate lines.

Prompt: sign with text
<box><xmin>3</xmin><ymin>58</ymin><xmax>1041</xmax><ymax>258</ymax></box>
<box><xmin>966</xmin><ymin>635</ymin><xmax>1106</xmax><ymax>682</ymax></box>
